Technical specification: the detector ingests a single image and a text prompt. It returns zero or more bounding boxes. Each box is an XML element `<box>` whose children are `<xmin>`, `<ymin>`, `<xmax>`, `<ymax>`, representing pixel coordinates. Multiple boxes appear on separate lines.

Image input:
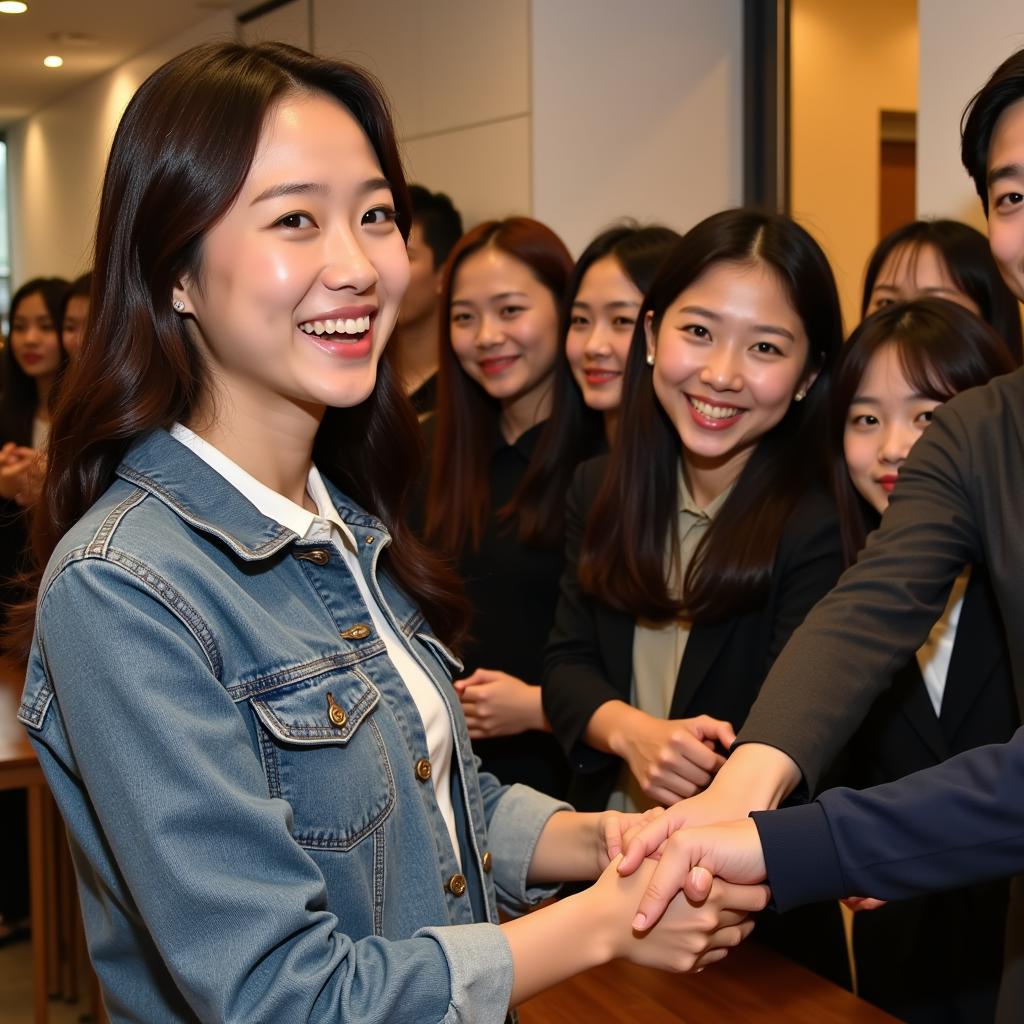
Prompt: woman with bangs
<box><xmin>543</xmin><ymin>207</ymin><xmax>850</xmax><ymax>983</ymax></box>
<box><xmin>424</xmin><ymin>218</ymin><xmax>581</xmax><ymax>797</ymax></box>
<box><xmin>831</xmin><ymin>298</ymin><xmax>1018</xmax><ymax>1023</ymax></box>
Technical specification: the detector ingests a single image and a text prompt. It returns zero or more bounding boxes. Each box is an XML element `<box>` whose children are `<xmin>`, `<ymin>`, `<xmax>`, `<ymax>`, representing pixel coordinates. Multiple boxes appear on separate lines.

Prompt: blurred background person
<box><xmin>392</xmin><ymin>185</ymin><xmax>462</xmax><ymax>416</ymax></box>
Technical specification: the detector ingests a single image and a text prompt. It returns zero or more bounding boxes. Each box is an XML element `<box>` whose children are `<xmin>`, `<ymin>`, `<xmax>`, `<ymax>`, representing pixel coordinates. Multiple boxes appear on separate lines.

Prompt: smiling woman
<box><xmin>543</xmin><ymin>208</ymin><xmax>852</xmax><ymax>984</ymax></box>
<box><xmin>9</xmin><ymin>41</ymin><xmax>766</xmax><ymax>1023</ymax></box>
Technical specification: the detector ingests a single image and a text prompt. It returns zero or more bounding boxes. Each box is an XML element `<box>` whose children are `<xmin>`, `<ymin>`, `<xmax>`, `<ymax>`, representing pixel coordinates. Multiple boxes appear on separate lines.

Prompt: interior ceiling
<box><xmin>0</xmin><ymin>0</ymin><xmax>252</xmax><ymax>128</ymax></box>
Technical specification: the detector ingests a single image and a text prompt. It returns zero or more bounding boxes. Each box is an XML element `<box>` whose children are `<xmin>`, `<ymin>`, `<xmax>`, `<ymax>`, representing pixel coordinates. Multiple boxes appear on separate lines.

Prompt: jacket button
<box><xmin>294</xmin><ymin>548</ymin><xmax>330</xmax><ymax>565</ymax></box>
<box><xmin>326</xmin><ymin>693</ymin><xmax>347</xmax><ymax>729</ymax></box>
<box><xmin>481</xmin><ymin>851</ymin><xmax>492</xmax><ymax>874</ymax></box>
<box><xmin>415</xmin><ymin>758</ymin><xmax>432</xmax><ymax>782</ymax></box>
<box><xmin>340</xmin><ymin>624</ymin><xmax>372</xmax><ymax>640</ymax></box>
<box><xmin>446</xmin><ymin>873</ymin><xmax>467</xmax><ymax>897</ymax></box>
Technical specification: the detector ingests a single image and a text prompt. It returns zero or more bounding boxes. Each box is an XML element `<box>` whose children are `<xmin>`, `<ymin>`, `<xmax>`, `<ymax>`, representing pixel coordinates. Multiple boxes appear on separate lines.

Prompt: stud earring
<box><xmin>646</xmin><ymin>352</ymin><xmax>655</xmax><ymax>366</ymax></box>
<box><xmin>794</xmin><ymin>388</ymin><xmax>806</xmax><ymax>402</ymax></box>
<box><xmin>172</xmin><ymin>299</ymin><xmax>186</xmax><ymax>312</ymax></box>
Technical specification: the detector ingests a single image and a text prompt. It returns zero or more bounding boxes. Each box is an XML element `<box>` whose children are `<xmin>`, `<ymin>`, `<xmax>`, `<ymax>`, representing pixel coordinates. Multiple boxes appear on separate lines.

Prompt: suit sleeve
<box><xmin>753</xmin><ymin>725</ymin><xmax>1024</xmax><ymax>910</ymax></box>
<box><xmin>542</xmin><ymin>460</ymin><xmax>625</xmax><ymax>772</ymax></box>
<box><xmin>737</xmin><ymin>401</ymin><xmax>984</xmax><ymax>793</ymax></box>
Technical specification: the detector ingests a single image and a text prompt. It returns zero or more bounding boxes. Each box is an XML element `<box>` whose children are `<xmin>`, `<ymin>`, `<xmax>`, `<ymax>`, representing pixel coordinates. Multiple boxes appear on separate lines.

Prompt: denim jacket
<box><xmin>18</xmin><ymin>429</ymin><xmax>567</xmax><ymax>1023</ymax></box>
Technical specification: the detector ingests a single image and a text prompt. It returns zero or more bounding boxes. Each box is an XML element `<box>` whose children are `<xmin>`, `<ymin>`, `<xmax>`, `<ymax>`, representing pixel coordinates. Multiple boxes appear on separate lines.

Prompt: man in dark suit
<box><xmin>621</xmin><ymin>45</ymin><xmax>1024</xmax><ymax>1021</ymax></box>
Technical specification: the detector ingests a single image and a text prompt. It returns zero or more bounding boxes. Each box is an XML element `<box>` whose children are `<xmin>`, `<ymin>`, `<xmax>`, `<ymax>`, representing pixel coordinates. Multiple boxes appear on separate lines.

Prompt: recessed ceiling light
<box><xmin>0</xmin><ymin>1</ymin><xmax>29</xmax><ymax>14</ymax></box>
<box><xmin>43</xmin><ymin>55</ymin><xmax>64</xmax><ymax>69</ymax></box>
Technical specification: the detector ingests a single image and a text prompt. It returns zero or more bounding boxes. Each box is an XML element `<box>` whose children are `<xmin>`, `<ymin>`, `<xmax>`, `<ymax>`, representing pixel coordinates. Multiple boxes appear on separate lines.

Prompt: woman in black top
<box><xmin>423</xmin><ymin>218</ymin><xmax>579</xmax><ymax>796</ymax></box>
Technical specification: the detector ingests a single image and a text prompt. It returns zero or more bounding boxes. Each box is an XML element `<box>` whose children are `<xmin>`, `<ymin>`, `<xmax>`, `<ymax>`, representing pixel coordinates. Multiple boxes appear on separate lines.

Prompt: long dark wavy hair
<box><xmin>512</xmin><ymin>224</ymin><xmax>681</xmax><ymax>546</ymax></box>
<box><xmin>831</xmin><ymin>299</ymin><xmax>1016</xmax><ymax>566</ymax></box>
<box><xmin>579</xmin><ymin>209</ymin><xmax>844</xmax><ymax>623</ymax></box>
<box><xmin>861</xmin><ymin>219</ymin><xmax>1023</xmax><ymax>363</ymax></box>
<box><xmin>424</xmin><ymin>217</ymin><xmax>573</xmax><ymax>553</ymax></box>
<box><xmin>9</xmin><ymin>41</ymin><xmax>468</xmax><ymax>660</ymax></box>
<box><xmin>2</xmin><ymin>278</ymin><xmax>70</xmax><ymax>447</ymax></box>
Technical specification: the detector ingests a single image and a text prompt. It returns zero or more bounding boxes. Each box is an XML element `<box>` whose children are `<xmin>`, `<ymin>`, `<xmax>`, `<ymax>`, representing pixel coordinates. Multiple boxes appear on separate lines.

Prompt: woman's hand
<box><xmin>614</xmin><ymin>710</ymin><xmax>735</xmax><ymax>805</ymax></box>
<box><xmin>504</xmin><ymin>854</ymin><xmax>770</xmax><ymax>1004</ymax></box>
<box><xmin>598</xmin><ymin>807</ymin><xmax>664</xmax><ymax>869</ymax></box>
<box><xmin>592</xmin><ymin>854</ymin><xmax>768</xmax><ymax>973</ymax></box>
<box><xmin>454</xmin><ymin>668</ymin><xmax>547</xmax><ymax>738</ymax></box>
<box><xmin>0</xmin><ymin>444</ymin><xmax>40</xmax><ymax>502</ymax></box>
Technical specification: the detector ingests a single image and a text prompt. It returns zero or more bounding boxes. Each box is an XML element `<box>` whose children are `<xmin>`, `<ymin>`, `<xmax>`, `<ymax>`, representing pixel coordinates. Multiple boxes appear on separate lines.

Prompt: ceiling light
<box><xmin>0</xmin><ymin>2</ymin><xmax>29</xmax><ymax>13</ymax></box>
<box><xmin>43</xmin><ymin>55</ymin><xmax>64</xmax><ymax>68</ymax></box>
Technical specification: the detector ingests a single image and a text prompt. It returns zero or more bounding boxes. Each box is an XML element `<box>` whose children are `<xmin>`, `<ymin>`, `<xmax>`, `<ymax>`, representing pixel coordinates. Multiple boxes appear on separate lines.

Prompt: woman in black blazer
<box><xmin>543</xmin><ymin>209</ymin><xmax>849</xmax><ymax>983</ymax></box>
<box><xmin>832</xmin><ymin>300</ymin><xmax>1019</xmax><ymax>1023</ymax></box>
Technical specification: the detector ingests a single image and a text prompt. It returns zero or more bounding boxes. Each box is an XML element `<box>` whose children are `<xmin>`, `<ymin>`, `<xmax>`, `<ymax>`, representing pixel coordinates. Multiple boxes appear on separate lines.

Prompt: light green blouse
<box><xmin>607</xmin><ymin>464</ymin><xmax>732</xmax><ymax>813</ymax></box>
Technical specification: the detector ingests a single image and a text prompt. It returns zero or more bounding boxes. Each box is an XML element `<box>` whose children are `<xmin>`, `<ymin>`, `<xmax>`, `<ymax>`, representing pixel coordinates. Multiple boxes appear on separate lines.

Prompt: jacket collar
<box><xmin>116</xmin><ymin>428</ymin><xmax>388</xmax><ymax>562</ymax></box>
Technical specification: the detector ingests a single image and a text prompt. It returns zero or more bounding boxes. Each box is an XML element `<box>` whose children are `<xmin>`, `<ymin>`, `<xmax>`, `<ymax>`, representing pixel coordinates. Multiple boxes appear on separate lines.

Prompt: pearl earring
<box><xmin>646</xmin><ymin>352</ymin><xmax>655</xmax><ymax>366</ymax></box>
<box><xmin>173</xmin><ymin>299</ymin><xmax>185</xmax><ymax>312</ymax></box>
<box><xmin>794</xmin><ymin>388</ymin><xmax>806</xmax><ymax>402</ymax></box>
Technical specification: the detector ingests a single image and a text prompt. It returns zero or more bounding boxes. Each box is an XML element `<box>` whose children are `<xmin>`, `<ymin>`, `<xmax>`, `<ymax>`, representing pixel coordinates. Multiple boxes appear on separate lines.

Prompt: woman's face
<box><xmin>566</xmin><ymin>255</ymin><xmax>642</xmax><ymax>411</ymax></box>
<box><xmin>448</xmin><ymin>246</ymin><xmax>560</xmax><ymax>407</ymax></box>
<box><xmin>864</xmin><ymin>243</ymin><xmax>980</xmax><ymax>319</ymax></box>
<box><xmin>62</xmin><ymin>294</ymin><xmax>89</xmax><ymax>357</ymax></box>
<box><xmin>174</xmin><ymin>92</ymin><xmax>409</xmax><ymax>416</ymax></box>
<box><xmin>10</xmin><ymin>291</ymin><xmax>63</xmax><ymax>380</ymax></box>
<box><xmin>646</xmin><ymin>261</ymin><xmax>814</xmax><ymax>479</ymax></box>
<box><xmin>843</xmin><ymin>344</ymin><xmax>944</xmax><ymax>514</ymax></box>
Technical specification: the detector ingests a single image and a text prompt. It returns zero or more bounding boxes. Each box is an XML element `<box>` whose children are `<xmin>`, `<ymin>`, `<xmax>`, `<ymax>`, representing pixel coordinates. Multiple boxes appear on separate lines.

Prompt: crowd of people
<box><xmin>1</xmin><ymin>34</ymin><xmax>1023</xmax><ymax>1024</ymax></box>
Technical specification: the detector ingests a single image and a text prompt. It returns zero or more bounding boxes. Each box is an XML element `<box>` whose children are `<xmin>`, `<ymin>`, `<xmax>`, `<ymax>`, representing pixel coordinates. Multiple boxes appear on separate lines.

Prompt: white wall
<box><xmin>918</xmin><ymin>0</ymin><xmax>1024</xmax><ymax>230</ymax></box>
<box><xmin>7</xmin><ymin>10</ymin><xmax>236</xmax><ymax>284</ymax></box>
<box><xmin>531</xmin><ymin>0</ymin><xmax>744</xmax><ymax>255</ymax></box>
<box><xmin>314</xmin><ymin>0</ymin><xmax>532</xmax><ymax>229</ymax></box>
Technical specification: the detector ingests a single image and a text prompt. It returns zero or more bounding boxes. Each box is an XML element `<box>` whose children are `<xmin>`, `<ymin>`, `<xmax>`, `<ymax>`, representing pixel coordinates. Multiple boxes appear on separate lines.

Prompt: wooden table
<box><xmin>0</xmin><ymin>670</ymin><xmax>48</xmax><ymax>1024</ymax></box>
<box><xmin>519</xmin><ymin>939</ymin><xmax>898</xmax><ymax>1022</ymax></box>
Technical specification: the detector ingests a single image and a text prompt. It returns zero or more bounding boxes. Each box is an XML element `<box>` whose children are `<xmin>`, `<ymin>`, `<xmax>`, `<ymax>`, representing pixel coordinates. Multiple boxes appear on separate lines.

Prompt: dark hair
<box><xmin>832</xmin><ymin>298</ymin><xmax>1015</xmax><ymax>565</ymax></box>
<box><xmin>68</xmin><ymin>271</ymin><xmax>92</xmax><ymax>300</ymax></box>
<box><xmin>408</xmin><ymin>185</ymin><xmax>463</xmax><ymax>268</ymax></box>
<box><xmin>579</xmin><ymin>208</ymin><xmax>844</xmax><ymax>623</ymax></box>
<box><xmin>10</xmin><ymin>41</ymin><xmax>468</xmax><ymax>661</ymax></box>
<box><xmin>513</xmin><ymin>224</ymin><xmax>681</xmax><ymax>545</ymax></box>
<box><xmin>2</xmin><ymin>277</ymin><xmax>70</xmax><ymax>447</ymax></box>
<box><xmin>425</xmin><ymin>217</ymin><xmax>573</xmax><ymax>553</ymax></box>
<box><xmin>861</xmin><ymin>219</ymin><xmax>1022</xmax><ymax>363</ymax></box>
<box><xmin>961</xmin><ymin>47</ymin><xmax>1024</xmax><ymax>213</ymax></box>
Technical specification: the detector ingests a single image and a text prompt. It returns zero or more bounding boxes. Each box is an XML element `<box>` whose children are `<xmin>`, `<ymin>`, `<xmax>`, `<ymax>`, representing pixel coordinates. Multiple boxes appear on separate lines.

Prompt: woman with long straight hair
<box><xmin>447</xmin><ymin>223</ymin><xmax>679</xmax><ymax>785</ymax></box>
<box><xmin>423</xmin><ymin>217</ymin><xmax>580</xmax><ymax>797</ymax></box>
<box><xmin>544</xmin><ymin>208</ymin><xmax>850</xmax><ymax>982</ymax></box>
<box><xmin>830</xmin><ymin>299</ymin><xmax>1017</xmax><ymax>1023</ymax></box>
<box><xmin>13</xmin><ymin>42</ymin><xmax>766</xmax><ymax>1022</ymax></box>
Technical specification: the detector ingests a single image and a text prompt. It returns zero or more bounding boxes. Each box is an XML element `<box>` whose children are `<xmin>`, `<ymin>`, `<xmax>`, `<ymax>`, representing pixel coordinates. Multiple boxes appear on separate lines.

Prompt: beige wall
<box><xmin>6</xmin><ymin>0</ymin><xmax>745</xmax><ymax>282</ymax></box>
<box><xmin>790</xmin><ymin>0</ymin><xmax>918</xmax><ymax>328</ymax></box>
<box><xmin>918</xmin><ymin>0</ymin><xmax>1024</xmax><ymax>230</ymax></box>
<box><xmin>6</xmin><ymin>10</ymin><xmax>236</xmax><ymax>284</ymax></box>
<box><xmin>531</xmin><ymin>0</ymin><xmax>743</xmax><ymax>256</ymax></box>
<box><xmin>315</xmin><ymin>0</ymin><xmax>532</xmax><ymax>229</ymax></box>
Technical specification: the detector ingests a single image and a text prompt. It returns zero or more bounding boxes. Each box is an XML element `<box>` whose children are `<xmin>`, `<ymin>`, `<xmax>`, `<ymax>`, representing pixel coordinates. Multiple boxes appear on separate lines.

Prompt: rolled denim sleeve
<box><xmin>416</xmin><ymin>923</ymin><xmax>514</xmax><ymax>1024</ymax></box>
<box><xmin>482</xmin><ymin>779</ymin><xmax>572</xmax><ymax>910</ymax></box>
<box><xmin>27</xmin><ymin>557</ymin><xmax>504</xmax><ymax>1023</ymax></box>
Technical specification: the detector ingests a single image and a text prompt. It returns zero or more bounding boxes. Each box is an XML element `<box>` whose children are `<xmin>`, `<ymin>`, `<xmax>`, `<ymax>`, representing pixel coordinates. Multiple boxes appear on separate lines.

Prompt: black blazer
<box><xmin>542</xmin><ymin>454</ymin><xmax>845</xmax><ymax>812</ymax></box>
<box><xmin>738</xmin><ymin>367</ymin><xmax>1024</xmax><ymax>790</ymax></box>
<box><xmin>848</xmin><ymin>565</ymin><xmax>1018</xmax><ymax>785</ymax></box>
<box><xmin>843</xmin><ymin>567</ymin><xmax>1018</xmax><ymax>1023</ymax></box>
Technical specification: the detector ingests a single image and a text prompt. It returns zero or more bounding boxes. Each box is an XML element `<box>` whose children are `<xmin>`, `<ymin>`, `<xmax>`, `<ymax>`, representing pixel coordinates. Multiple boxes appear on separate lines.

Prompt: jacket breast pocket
<box><xmin>250</xmin><ymin>668</ymin><xmax>396</xmax><ymax>851</ymax></box>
